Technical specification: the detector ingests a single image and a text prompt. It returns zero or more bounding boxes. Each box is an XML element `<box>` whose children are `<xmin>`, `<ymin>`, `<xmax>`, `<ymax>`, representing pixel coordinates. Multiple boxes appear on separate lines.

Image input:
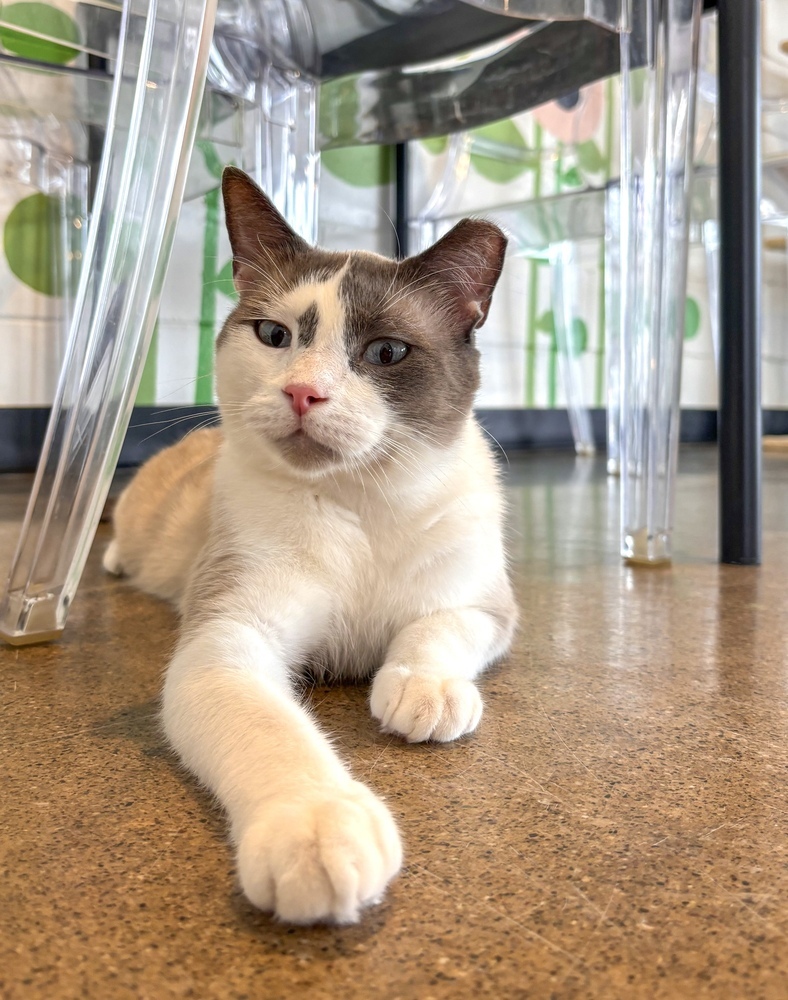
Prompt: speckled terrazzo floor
<box><xmin>2</xmin><ymin>446</ymin><xmax>788</xmax><ymax>1000</ymax></box>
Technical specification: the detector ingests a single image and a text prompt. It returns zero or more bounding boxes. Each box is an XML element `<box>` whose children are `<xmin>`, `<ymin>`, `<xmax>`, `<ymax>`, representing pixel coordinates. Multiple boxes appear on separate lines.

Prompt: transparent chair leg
<box><xmin>550</xmin><ymin>240</ymin><xmax>596</xmax><ymax>456</ymax></box>
<box><xmin>0</xmin><ymin>136</ymin><xmax>88</xmax><ymax>394</ymax></box>
<box><xmin>247</xmin><ymin>64</ymin><xmax>320</xmax><ymax>244</ymax></box>
<box><xmin>702</xmin><ymin>217</ymin><xmax>720</xmax><ymax>364</ymax></box>
<box><xmin>0</xmin><ymin>0</ymin><xmax>218</xmax><ymax>645</ymax></box>
<box><xmin>411</xmin><ymin>133</ymin><xmax>473</xmax><ymax>253</ymax></box>
<box><xmin>604</xmin><ymin>183</ymin><xmax>621</xmax><ymax>475</ymax></box>
<box><xmin>618</xmin><ymin>0</ymin><xmax>702</xmax><ymax>564</ymax></box>
<box><xmin>286</xmin><ymin>75</ymin><xmax>320</xmax><ymax>245</ymax></box>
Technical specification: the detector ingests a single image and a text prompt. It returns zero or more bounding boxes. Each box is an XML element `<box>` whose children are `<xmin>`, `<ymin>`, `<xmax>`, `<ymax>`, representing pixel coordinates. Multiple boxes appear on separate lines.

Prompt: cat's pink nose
<box><xmin>283</xmin><ymin>384</ymin><xmax>328</xmax><ymax>417</ymax></box>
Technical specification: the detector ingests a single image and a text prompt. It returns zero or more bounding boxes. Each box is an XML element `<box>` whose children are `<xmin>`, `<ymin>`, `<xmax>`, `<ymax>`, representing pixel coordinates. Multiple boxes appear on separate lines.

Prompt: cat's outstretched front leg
<box><xmin>162</xmin><ymin>610</ymin><xmax>401</xmax><ymax>923</ymax></box>
<box><xmin>370</xmin><ymin>604</ymin><xmax>516</xmax><ymax>743</ymax></box>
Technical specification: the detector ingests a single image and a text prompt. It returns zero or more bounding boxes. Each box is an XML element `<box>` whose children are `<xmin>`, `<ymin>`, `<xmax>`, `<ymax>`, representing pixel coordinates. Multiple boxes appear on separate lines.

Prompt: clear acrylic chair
<box><xmin>617</xmin><ymin>0</ymin><xmax>703</xmax><ymax>564</ymax></box>
<box><xmin>0</xmin><ymin>127</ymin><xmax>89</xmax><ymax>410</ymax></box>
<box><xmin>415</xmin><ymin>1</ymin><xmax>704</xmax><ymax>544</ymax></box>
<box><xmin>1</xmin><ymin>0</ymin><xmax>704</xmax><ymax>644</ymax></box>
<box><xmin>696</xmin><ymin>15</ymin><xmax>788</xmax><ymax>371</ymax></box>
<box><xmin>0</xmin><ymin>0</ymin><xmax>318</xmax><ymax>644</ymax></box>
<box><xmin>698</xmin><ymin>160</ymin><xmax>788</xmax><ymax>374</ymax></box>
<box><xmin>411</xmin><ymin>127</ymin><xmax>607</xmax><ymax>458</ymax></box>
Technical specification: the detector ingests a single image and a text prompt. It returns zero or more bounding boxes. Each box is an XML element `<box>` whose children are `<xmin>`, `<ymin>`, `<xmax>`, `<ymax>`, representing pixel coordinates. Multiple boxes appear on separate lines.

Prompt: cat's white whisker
<box><xmin>133</xmin><ymin>413</ymin><xmax>222</xmax><ymax>448</ymax></box>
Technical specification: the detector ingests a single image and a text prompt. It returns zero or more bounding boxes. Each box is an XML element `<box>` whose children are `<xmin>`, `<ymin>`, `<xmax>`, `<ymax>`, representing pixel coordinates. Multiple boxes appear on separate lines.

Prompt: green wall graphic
<box><xmin>0</xmin><ymin>2</ymin><xmax>80</xmax><ymax>64</ymax></box>
<box><xmin>4</xmin><ymin>193</ymin><xmax>65</xmax><ymax>297</ymax></box>
<box><xmin>323</xmin><ymin>146</ymin><xmax>393</xmax><ymax>188</ymax></box>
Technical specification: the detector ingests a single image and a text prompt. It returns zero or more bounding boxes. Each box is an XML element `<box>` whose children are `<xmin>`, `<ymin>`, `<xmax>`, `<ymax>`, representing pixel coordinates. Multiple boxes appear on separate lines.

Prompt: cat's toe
<box><xmin>102</xmin><ymin>540</ymin><xmax>124</xmax><ymax>576</ymax></box>
<box><xmin>236</xmin><ymin>781</ymin><xmax>401</xmax><ymax>924</ymax></box>
<box><xmin>370</xmin><ymin>666</ymin><xmax>483</xmax><ymax>743</ymax></box>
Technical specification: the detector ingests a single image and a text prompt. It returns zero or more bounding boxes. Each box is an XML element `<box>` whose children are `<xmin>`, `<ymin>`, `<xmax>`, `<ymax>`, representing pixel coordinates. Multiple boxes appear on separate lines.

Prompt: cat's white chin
<box><xmin>270</xmin><ymin>432</ymin><xmax>380</xmax><ymax>478</ymax></box>
<box><xmin>273</xmin><ymin>428</ymin><xmax>342</xmax><ymax>471</ymax></box>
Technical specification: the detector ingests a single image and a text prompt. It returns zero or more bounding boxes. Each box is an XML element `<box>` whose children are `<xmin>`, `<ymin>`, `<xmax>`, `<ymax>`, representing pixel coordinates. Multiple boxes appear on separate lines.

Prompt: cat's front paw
<box><xmin>236</xmin><ymin>781</ymin><xmax>401</xmax><ymax>924</ymax></box>
<box><xmin>370</xmin><ymin>665</ymin><xmax>483</xmax><ymax>743</ymax></box>
<box><xmin>102</xmin><ymin>540</ymin><xmax>124</xmax><ymax>576</ymax></box>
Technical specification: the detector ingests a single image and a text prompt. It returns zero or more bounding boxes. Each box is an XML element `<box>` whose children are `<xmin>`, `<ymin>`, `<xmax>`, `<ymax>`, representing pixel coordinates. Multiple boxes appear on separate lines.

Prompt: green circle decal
<box><xmin>569</xmin><ymin>317</ymin><xmax>588</xmax><ymax>356</ymax></box>
<box><xmin>684</xmin><ymin>296</ymin><xmax>701</xmax><ymax>340</ymax></box>
<box><xmin>4</xmin><ymin>193</ymin><xmax>64</xmax><ymax>296</ymax></box>
<box><xmin>0</xmin><ymin>3</ymin><xmax>81</xmax><ymax>64</ymax></box>
<box><xmin>322</xmin><ymin>146</ymin><xmax>393</xmax><ymax>188</ymax></box>
<box><xmin>470</xmin><ymin>120</ymin><xmax>535</xmax><ymax>184</ymax></box>
<box><xmin>421</xmin><ymin>136</ymin><xmax>448</xmax><ymax>155</ymax></box>
<box><xmin>318</xmin><ymin>77</ymin><xmax>360</xmax><ymax>147</ymax></box>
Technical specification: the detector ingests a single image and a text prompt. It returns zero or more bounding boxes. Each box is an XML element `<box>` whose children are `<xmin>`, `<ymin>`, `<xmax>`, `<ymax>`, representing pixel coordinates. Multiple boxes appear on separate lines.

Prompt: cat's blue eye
<box><xmin>363</xmin><ymin>339</ymin><xmax>409</xmax><ymax>367</ymax></box>
<box><xmin>255</xmin><ymin>320</ymin><xmax>292</xmax><ymax>349</ymax></box>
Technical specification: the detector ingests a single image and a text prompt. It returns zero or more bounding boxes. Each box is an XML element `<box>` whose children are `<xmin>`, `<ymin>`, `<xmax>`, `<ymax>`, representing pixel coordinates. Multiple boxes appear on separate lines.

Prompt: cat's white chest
<box><xmin>214</xmin><ymin>434</ymin><xmax>501</xmax><ymax>681</ymax></box>
<box><xmin>310</xmin><ymin>490</ymin><xmax>435</xmax><ymax>612</ymax></box>
<box><xmin>235</xmin><ymin>487</ymin><xmax>445</xmax><ymax>678</ymax></box>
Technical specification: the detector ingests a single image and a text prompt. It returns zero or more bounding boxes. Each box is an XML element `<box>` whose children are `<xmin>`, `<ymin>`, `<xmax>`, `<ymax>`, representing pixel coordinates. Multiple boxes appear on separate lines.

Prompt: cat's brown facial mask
<box><xmin>215</xmin><ymin>166</ymin><xmax>507</xmax><ymax>475</ymax></box>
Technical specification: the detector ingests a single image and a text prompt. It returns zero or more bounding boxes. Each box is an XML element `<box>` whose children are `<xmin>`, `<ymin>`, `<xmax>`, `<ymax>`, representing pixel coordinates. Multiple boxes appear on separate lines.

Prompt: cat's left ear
<box><xmin>222</xmin><ymin>166</ymin><xmax>309</xmax><ymax>291</ymax></box>
<box><xmin>408</xmin><ymin>219</ymin><xmax>507</xmax><ymax>334</ymax></box>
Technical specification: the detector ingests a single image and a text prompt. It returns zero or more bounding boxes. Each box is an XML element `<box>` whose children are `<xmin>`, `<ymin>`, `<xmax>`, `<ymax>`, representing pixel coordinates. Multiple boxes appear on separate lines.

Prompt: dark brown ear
<box><xmin>408</xmin><ymin>219</ymin><xmax>507</xmax><ymax>335</ymax></box>
<box><xmin>221</xmin><ymin>166</ymin><xmax>309</xmax><ymax>290</ymax></box>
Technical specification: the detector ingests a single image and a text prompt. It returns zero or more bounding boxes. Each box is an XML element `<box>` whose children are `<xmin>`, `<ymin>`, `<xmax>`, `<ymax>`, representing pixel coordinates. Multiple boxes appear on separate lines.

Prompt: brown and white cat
<box><xmin>105</xmin><ymin>167</ymin><xmax>517</xmax><ymax>924</ymax></box>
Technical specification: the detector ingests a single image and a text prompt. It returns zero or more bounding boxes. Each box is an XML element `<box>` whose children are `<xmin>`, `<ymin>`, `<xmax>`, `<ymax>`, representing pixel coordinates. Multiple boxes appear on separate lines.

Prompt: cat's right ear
<box><xmin>221</xmin><ymin>167</ymin><xmax>309</xmax><ymax>291</ymax></box>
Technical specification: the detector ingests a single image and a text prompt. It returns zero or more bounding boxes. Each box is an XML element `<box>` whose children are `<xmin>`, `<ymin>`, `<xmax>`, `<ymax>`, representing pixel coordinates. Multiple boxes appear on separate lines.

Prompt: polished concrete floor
<box><xmin>2</xmin><ymin>446</ymin><xmax>788</xmax><ymax>999</ymax></box>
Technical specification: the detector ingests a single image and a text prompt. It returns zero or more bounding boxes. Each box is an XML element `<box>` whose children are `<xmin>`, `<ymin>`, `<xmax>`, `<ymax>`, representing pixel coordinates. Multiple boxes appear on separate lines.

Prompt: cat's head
<box><xmin>215</xmin><ymin>167</ymin><xmax>506</xmax><ymax>477</ymax></box>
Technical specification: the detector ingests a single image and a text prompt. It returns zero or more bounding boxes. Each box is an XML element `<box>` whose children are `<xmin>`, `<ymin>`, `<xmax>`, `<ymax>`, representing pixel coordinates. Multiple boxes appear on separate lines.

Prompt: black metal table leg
<box><xmin>717</xmin><ymin>0</ymin><xmax>761</xmax><ymax>564</ymax></box>
<box><xmin>394</xmin><ymin>143</ymin><xmax>410</xmax><ymax>259</ymax></box>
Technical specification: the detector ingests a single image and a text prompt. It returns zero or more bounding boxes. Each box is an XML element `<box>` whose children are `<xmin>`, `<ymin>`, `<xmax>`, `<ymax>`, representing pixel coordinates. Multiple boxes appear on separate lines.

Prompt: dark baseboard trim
<box><xmin>476</xmin><ymin>408</ymin><xmax>724</xmax><ymax>451</ymax></box>
<box><xmin>120</xmin><ymin>406</ymin><xmax>220</xmax><ymax>467</ymax></box>
<box><xmin>0</xmin><ymin>407</ymin><xmax>52</xmax><ymax>473</ymax></box>
<box><xmin>1</xmin><ymin>406</ymin><xmax>786</xmax><ymax>473</ymax></box>
<box><xmin>0</xmin><ymin>406</ymin><xmax>221</xmax><ymax>473</ymax></box>
<box><xmin>763</xmin><ymin>410</ymin><xmax>788</xmax><ymax>435</ymax></box>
